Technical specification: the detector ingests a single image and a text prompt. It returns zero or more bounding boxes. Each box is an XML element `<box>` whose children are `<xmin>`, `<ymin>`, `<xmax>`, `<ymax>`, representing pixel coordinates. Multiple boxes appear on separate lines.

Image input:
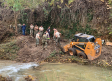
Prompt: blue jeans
<box><xmin>22</xmin><ymin>29</ymin><xmax>25</xmax><ymax>35</ymax></box>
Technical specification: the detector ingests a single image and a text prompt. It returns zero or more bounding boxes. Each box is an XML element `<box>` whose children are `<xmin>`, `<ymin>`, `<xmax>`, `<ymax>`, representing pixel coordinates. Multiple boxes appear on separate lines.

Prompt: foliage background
<box><xmin>0</xmin><ymin>0</ymin><xmax>112</xmax><ymax>39</ymax></box>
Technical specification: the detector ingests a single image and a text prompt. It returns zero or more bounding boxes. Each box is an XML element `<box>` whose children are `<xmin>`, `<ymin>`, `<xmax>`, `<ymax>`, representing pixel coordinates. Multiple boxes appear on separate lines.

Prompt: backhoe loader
<box><xmin>63</xmin><ymin>33</ymin><xmax>102</xmax><ymax>60</ymax></box>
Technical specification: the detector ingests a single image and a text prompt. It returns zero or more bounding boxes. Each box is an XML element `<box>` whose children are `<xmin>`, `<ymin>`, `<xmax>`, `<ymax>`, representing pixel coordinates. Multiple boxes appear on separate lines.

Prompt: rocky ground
<box><xmin>0</xmin><ymin>75</ymin><xmax>35</xmax><ymax>81</ymax></box>
<box><xmin>0</xmin><ymin>75</ymin><xmax>12</xmax><ymax>81</ymax></box>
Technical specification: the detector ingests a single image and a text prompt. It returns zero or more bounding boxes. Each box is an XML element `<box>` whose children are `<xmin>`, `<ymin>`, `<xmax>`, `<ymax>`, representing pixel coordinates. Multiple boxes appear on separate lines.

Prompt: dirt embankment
<box><xmin>44</xmin><ymin>42</ymin><xmax>112</xmax><ymax>68</ymax></box>
<box><xmin>1</xmin><ymin>35</ymin><xmax>112</xmax><ymax>68</ymax></box>
<box><xmin>90</xmin><ymin>45</ymin><xmax>112</xmax><ymax>67</ymax></box>
<box><xmin>15</xmin><ymin>36</ymin><xmax>61</xmax><ymax>63</ymax></box>
<box><xmin>0</xmin><ymin>25</ymin><xmax>9</xmax><ymax>42</ymax></box>
<box><xmin>0</xmin><ymin>23</ymin><xmax>14</xmax><ymax>43</ymax></box>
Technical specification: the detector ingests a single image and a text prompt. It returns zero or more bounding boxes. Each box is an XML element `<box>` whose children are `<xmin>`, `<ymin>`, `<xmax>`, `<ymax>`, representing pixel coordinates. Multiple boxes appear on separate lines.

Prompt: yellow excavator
<box><xmin>62</xmin><ymin>33</ymin><xmax>102</xmax><ymax>60</ymax></box>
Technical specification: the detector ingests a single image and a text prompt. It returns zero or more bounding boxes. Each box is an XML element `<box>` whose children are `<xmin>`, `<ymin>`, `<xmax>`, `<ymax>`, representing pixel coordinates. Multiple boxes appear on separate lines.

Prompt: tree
<box><xmin>3</xmin><ymin>0</ymin><xmax>44</xmax><ymax>34</ymax></box>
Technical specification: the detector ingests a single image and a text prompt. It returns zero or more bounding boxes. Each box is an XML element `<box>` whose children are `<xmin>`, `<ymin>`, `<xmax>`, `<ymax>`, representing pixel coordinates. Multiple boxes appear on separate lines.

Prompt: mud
<box><xmin>16</xmin><ymin>36</ymin><xmax>61</xmax><ymax>63</ymax></box>
<box><xmin>90</xmin><ymin>45</ymin><xmax>112</xmax><ymax>67</ymax></box>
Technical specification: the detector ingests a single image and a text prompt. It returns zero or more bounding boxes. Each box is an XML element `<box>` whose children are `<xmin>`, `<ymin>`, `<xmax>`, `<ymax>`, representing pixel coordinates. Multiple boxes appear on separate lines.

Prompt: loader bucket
<box><xmin>106</xmin><ymin>42</ymin><xmax>112</xmax><ymax>46</ymax></box>
<box><xmin>63</xmin><ymin>44</ymin><xmax>70</xmax><ymax>52</ymax></box>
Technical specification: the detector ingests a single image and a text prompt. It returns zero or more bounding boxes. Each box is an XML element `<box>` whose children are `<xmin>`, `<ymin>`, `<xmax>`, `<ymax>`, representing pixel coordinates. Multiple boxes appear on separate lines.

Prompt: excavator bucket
<box><xmin>63</xmin><ymin>44</ymin><xmax>70</xmax><ymax>52</ymax></box>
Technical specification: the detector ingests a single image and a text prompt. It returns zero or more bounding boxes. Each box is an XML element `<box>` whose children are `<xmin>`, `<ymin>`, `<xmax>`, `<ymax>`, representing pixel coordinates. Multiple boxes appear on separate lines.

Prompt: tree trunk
<box><xmin>14</xmin><ymin>11</ymin><xmax>20</xmax><ymax>35</ymax></box>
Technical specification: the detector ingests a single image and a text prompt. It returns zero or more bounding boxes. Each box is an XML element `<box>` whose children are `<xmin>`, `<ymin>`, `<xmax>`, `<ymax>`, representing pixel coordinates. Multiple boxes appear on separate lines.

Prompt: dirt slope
<box><xmin>7</xmin><ymin>35</ymin><xmax>112</xmax><ymax>67</ymax></box>
<box><xmin>91</xmin><ymin>45</ymin><xmax>112</xmax><ymax>67</ymax></box>
<box><xmin>16</xmin><ymin>36</ymin><xmax>60</xmax><ymax>63</ymax></box>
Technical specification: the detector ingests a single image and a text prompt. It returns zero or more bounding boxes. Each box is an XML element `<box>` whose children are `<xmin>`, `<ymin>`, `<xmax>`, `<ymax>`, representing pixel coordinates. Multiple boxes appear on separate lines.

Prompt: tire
<box><xmin>68</xmin><ymin>48</ymin><xmax>77</xmax><ymax>56</ymax></box>
<box><xmin>78</xmin><ymin>52</ymin><xmax>87</xmax><ymax>59</ymax></box>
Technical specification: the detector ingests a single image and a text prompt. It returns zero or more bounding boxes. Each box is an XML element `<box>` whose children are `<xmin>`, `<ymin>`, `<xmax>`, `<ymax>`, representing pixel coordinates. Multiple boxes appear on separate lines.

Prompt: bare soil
<box><xmin>16</xmin><ymin>36</ymin><xmax>61</xmax><ymax>63</ymax></box>
<box><xmin>1</xmin><ymin>35</ymin><xmax>112</xmax><ymax>68</ymax></box>
<box><xmin>44</xmin><ymin>40</ymin><xmax>112</xmax><ymax>68</ymax></box>
<box><xmin>90</xmin><ymin>45</ymin><xmax>112</xmax><ymax>67</ymax></box>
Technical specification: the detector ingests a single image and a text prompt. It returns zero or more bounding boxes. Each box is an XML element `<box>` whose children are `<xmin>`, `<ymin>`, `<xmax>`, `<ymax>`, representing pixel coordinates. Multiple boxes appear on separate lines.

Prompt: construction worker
<box><xmin>30</xmin><ymin>24</ymin><xmax>34</xmax><ymax>37</ymax></box>
<box><xmin>47</xmin><ymin>26</ymin><xmax>50</xmax><ymax>38</ymax></box>
<box><xmin>46</xmin><ymin>31</ymin><xmax>50</xmax><ymax>44</ymax></box>
<box><xmin>55</xmin><ymin>30</ymin><xmax>61</xmax><ymax>45</ymax></box>
<box><xmin>39</xmin><ymin>25</ymin><xmax>44</xmax><ymax>38</ymax></box>
<box><xmin>21</xmin><ymin>24</ymin><xmax>26</xmax><ymax>35</ymax></box>
<box><xmin>42</xmin><ymin>33</ymin><xmax>47</xmax><ymax>50</ymax></box>
<box><xmin>46</xmin><ymin>31</ymin><xmax>49</xmax><ymax>38</ymax></box>
<box><xmin>53</xmin><ymin>28</ymin><xmax>56</xmax><ymax>41</ymax></box>
<box><xmin>34</xmin><ymin>25</ymin><xmax>38</xmax><ymax>37</ymax></box>
<box><xmin>36</xmin><ymin>32</ymin><xmax>40</xmax><ymax>47</ymax></box>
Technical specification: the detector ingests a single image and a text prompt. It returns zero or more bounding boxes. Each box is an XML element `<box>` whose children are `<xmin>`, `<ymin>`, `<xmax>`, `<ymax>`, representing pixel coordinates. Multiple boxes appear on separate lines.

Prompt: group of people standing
<box><xmin>21</xmin><ymin>23</ymin><xmax>61</xmax><ymax>50</ymax></box>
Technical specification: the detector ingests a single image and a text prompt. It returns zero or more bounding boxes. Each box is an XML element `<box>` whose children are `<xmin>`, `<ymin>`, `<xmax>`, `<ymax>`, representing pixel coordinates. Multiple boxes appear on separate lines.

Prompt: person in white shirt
<box><xmin>30</xmin><ymin>24</ymin><xmax>34</xmax><ymax>37</ymax></box>
<box><xmin>34</xmin><ymin>25</ymin><xmax>38</xmax><ymax>37</ymax></box>
<box><xmin>45</xmin><ymin>31</ymin><xmax>50</xmax><ymax>44</ymax></box>
<box><xmin>55</xmin><ymin>30</ymin><xmax>61</xmax><ymax>45</ymax></box>
<box><xmin>36</xmin><ymin>32</ymin><xmax>40</xmax><ymax>47</ymax></box>
<box><xmin>39</xmin><ymin>25</ymin><xmax>44</xmax><ymax>38</ymax></box>
<box><xmin>53</xmin><ymin>28</ymin><xmax>57</xmax><ymax>41</ymax></box>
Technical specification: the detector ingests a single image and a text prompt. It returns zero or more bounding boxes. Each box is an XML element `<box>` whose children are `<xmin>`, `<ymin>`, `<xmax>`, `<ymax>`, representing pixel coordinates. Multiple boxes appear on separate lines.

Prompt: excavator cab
<box><xmin>72</xmin><ymin>33</ymin><xmax>95</xmax><ymax>49</ymax></box>
<box><xmin>72</xmin><ymin>33</ymin><xmax>95</xmax><ymax>42</ymax></box>
<box><xmin>63</xmin><ymin>33</ymin><xmax>102</xmax><ymax>60</ymax></box>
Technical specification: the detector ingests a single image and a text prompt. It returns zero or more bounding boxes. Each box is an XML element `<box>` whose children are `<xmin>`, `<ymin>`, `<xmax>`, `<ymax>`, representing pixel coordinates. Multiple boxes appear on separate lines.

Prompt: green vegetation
<box><xmin>3</xmin><ymin>0</ymin><xmax>44</xmax><ymax>34</ymax></box>
<box><xmin>0</xmin><ymin>0</ymin><xmax>111</xmax><ymax>39</ymax></box>
<box><xmin>0</xmin><ymin>40</ymin><xmax>19</xmax><ymax>60</ymax></box>
<box><xmin>48</xmin><ymin>51</ymin><xmax>57</xmax><ymax>58</ymax></box>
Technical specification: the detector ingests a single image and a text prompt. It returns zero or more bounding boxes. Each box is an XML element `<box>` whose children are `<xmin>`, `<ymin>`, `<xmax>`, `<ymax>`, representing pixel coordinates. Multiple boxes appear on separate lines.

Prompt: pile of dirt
<box><xmin>90</xmin><ymin>45</ymin><xmax>112</xmax><ymax>67</ymax></box>
<box><xmin>16</xmin><ymin>36</ymin><xmax>61</xmax><ymax>63</ymax></box>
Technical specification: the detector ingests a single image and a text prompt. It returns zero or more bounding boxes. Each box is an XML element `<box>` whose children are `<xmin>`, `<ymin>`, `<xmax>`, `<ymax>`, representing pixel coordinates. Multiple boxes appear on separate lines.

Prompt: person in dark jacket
<box><xmin>21</xmin><ymin>24</ymin><xmax>26</xmax><ymax>35</ymax></box>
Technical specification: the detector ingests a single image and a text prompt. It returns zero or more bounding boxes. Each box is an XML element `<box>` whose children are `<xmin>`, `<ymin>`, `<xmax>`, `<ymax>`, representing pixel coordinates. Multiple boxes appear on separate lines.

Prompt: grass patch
<box><xmin>48</xmin><ymin>51</ymin><xmax>57</xmax><ymax>58</ymax></box>
<box><xmin>0</xmin><ymin>40</ymin><xmax>19</xmax><ymax>60</ymax></box>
